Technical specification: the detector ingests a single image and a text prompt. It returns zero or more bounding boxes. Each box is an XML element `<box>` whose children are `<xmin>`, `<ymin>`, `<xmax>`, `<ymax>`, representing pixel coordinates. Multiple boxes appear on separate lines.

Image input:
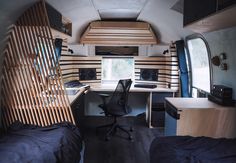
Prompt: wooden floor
<box><xmin>79</xmin><ymin>114</ymin><xmax>164</xmax><ymax>163</ymax></box>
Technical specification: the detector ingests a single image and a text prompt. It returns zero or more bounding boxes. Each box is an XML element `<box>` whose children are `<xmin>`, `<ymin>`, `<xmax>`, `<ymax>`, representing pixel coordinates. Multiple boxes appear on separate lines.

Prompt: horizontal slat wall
<box><xmin>59</xmin><ymin>45</ymin><xmax>179</xmax><ymax>91</ymax></box>
<box><xmin>134</xmin><ymin>46</ymin><xmax>179</xmax><ymax>90</ymax></box>
<box><xmin>60</xmin><ymin>55</ymin><xmax>102</xmax><ymax>85</ymax></box>
<box><xmin>1</xmin><ymin>1</ymin><xmax>75</xmax><ymax>128</ymax></box>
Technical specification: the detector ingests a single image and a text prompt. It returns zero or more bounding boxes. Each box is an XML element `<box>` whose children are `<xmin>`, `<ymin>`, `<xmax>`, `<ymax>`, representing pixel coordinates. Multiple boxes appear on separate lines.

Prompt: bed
<box><xmin>150</xmin><ymin>136</ymin><xmax>236</xmax><ymax>163</ymax></box>
<box><xmin>0</xmin><ymin>122</ymin><xmax>84</xmax><ymax>163</ymax></box>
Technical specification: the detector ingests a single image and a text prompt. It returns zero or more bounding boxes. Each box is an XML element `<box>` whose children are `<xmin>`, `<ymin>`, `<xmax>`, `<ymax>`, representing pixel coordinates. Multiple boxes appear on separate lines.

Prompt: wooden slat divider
<box><xmin>19</xmin><ymin>23</ymin><xmax>49</xmax><ymax>126</ymax></box>
<box><xmin>43</xmin><ymin>5</ymin><xmax>73</xmax><ymax>123</ymax></box>
<box><xmin>9</xmin><ymin>33</ymin><xmax>34</xmax><ymax>125</ymax></box>
<box><xmin>25</xmin><ymin>11</ymin><xmax>56</xmax><ymax>125</ymax></box>
<box><xmin>31</xmin><ymin>5</ymin><xmax>61</xmax><ymax>123</ymax></box>
<box><xmin>1</xmin><ymin>0</ymin><xmax>75</xmax><ymax>128</ymax></box>
<box><xmin>20</xmin><ymin>13</ymin><xmax>53</xmax><ymax>125</ymax></box>
<box><xmin>14</xmin><ymin>24</ymin><xmax>45</xmax><ymax>126</ymax></box>
<box><xmin>41</xmin><ymin>2</ymin><xmax>74</xmax><ymax>124</ymax></box>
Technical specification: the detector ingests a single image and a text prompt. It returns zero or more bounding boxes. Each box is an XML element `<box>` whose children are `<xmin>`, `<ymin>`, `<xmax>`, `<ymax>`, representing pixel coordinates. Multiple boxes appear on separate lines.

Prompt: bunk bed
<box><xmin>0</xmin><ymin>121</ymin><xmax>84</xmax><ymax>163</ymax></box>
<box><xmin>150</xmin><ymin>136</ymin><xmax>236</xmax><ymax>163</ymax></box>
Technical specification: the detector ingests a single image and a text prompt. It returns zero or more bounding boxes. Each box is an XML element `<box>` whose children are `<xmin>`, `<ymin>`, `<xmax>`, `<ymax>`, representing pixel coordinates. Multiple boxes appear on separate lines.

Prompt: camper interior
<box><xmin>0</xmin><ymin>0</ymin><xmax>236</xmax><ymax>162</ymax></box>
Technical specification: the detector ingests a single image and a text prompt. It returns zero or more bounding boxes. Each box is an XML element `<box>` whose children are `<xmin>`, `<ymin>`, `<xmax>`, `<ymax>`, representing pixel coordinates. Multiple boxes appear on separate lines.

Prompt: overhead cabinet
<box><xmin>46</xmin><ymin>3</ymin><xmax>72</xmax><ymax>38</ymax></box>
<box><xmin>184</xmin><ymin>0</ymin><xmax>236</xmax><ymax>33</ymax></box>
<box><xmin>80</xmin><ymin>21</ymin><xmax>158</xmax><ymax>45</ymax></box>
<box><xmin>218</xmin><ymin>0</ymin><xmax>236</xmax><ymax>10</ymax></box>
<box><xmin>184</xmin><ymin>0</ymin><xmax>217</xmax><ymax>26</ymax></box>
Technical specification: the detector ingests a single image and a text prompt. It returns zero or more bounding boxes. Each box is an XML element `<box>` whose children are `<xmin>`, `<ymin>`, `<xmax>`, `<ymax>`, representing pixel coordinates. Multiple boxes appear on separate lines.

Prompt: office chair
<box><xmin>97</xmin><ymin>79</ymin><xmax>133</xmax><ymax>141</ymax></box>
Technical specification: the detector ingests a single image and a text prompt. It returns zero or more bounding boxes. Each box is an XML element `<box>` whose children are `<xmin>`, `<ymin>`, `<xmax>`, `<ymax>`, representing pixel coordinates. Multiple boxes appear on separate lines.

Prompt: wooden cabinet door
<box><xmin>217</xmin><ymin>0</ymin><xmax>236</xmax><ymax>10</ymax></box>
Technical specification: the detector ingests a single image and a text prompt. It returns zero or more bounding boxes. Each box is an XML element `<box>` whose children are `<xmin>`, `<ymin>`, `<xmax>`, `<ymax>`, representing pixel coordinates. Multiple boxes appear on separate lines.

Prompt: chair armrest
<box><xmin>98</xmin><ymin>93</ymin><xmax>110</xmax><ymax>98</ymax></box>
<box><xmin>98</xmin><ymin>93</ymin><xmax>110</xmax><ymax>105</ymax></box>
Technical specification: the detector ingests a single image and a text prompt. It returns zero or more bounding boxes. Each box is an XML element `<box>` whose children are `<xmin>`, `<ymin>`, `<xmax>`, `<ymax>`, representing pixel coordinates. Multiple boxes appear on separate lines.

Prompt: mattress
<box><xmin>0</xmin><ymin>122</ymin><xmax>83</xmax><ymax>163</ymax></box>
<box><xmin>150</xmin><ymin>136</ymin><xmax>236</xmax><ymax>163</ymax></box>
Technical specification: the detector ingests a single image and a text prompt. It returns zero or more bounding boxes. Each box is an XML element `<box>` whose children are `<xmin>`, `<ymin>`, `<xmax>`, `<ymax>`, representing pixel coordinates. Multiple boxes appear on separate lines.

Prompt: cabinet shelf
<box><xmin>184</xmin><ymin>0</ymin><xmax>236</xmax><ymax>33</ymax></box>
<box><xmin>185</xmin><ymin>5</ymin><xmax>236</xmax><ymax>33</ymax></box>
<box><xmin>46</xmin><ymin>3</ymin><xmax>72</xmax><ymax>39</ymax></box>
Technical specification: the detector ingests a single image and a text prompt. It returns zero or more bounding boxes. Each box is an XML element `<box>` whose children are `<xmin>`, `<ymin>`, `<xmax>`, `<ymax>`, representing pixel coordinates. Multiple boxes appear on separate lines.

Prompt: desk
<box><xmin>67</xmin><ymin>84</ymin><xmax>176</xmax><ymax>128</ymax></box>
<box><xmin>165</xmin><ymin>98</ymin><xmax>236</xmax><ymax>138</ymax></box>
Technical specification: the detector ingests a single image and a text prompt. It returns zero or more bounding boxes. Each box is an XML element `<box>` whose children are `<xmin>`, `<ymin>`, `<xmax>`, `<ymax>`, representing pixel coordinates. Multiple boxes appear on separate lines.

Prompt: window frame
<box><xmin>185</xmin><ymin>33</ymin><xmax>212</xmax><ymax>97</ymax></box>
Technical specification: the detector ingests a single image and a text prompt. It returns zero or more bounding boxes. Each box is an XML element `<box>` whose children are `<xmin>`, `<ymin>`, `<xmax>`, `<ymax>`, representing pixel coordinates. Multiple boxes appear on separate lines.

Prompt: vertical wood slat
<box><xmin>39</xmin><ymin>2</ymin><xmax>74</xmax><ymax>123</ymax></box>
<box><xmin>8</xmin><ymin>35</ymin><xmax>32</xmax><ymax>124</ymax></box>
<box><xmin>1</xmin><ymin>0</ymin><xmax>75</xmax><ymax>128</ymax></box>
<box><xmin>22</xmin><ymin>9</ymin><xmax>55</xmax><ymax>125</ymax></box>
<box><xmin>14</xmin><ymin>24</ymin><xmax>42</xmax><ymax>126</ymax></box>
<box><xmin>26</xmin><ymin>5</ymin><xmax>60</xmax><ymax>124</ymax></box>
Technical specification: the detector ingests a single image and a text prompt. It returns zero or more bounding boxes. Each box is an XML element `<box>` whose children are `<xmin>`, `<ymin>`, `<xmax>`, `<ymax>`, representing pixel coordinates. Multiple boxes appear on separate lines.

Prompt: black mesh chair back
<box><xmin>107</xmin><ymin>79</ymin><xmax>132</xmax><ymax>115</ymax></box>
<box><xmin>97</xmin><ymin>79</ymin><xmax>133</xmax><ymax>140</ymax></box>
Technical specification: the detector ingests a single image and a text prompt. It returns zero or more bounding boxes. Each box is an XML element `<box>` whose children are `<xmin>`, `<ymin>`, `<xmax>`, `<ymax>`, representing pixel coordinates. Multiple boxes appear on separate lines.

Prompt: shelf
<box><xmin>46</xmin><ymin>3</ymin><xmax>72</xmax><ymax>39</ymax></box>
<box><xmin>51</xmin><ymin>28</ymin><xmax>71</xmax><ymax>39</ymax></box>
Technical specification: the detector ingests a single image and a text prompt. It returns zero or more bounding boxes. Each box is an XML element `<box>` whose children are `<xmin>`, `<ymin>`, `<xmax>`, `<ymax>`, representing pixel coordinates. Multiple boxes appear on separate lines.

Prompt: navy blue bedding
<box><xmin>150</xmin><ymin>136</ymin><xmax>236</xmax><ymax>163</ymax></box>
<box><xmin>0</xmin><ymin>122</ymin><xmax>83</xmax><ymax>163</ymax></box>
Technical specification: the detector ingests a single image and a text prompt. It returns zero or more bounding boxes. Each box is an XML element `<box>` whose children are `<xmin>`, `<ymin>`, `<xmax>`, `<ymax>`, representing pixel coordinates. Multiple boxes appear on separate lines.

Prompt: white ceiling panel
<box><xmin>92</xmin><ymin>0</ymin><xmax>147</xmax><ymax>19</ymax></box>
<box><xmin>92</xmin><ymin>0</ymin><xmax>147</xmax><ymax>10</ymax></box>
<box><xmin>99</xmin><ymin>9</ymin><xmax>140</xmax><ymax>19</ymax></box>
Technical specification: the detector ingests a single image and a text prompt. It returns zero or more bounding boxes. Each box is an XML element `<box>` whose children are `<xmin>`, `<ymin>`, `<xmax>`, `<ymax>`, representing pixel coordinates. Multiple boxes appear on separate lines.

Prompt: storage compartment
<box><xmin>80</xmin><ymin>21</ymin><xmax>158</xmax><ymax>45</ymax></box>
<box><xmin>151</xmin><ymin>92</ymin><xmax>173</xmax><ymax>127</ymax></box>
<box><xmin>71</xmin><ymin>94</ymin><xmax>85</xmax><ymax>126</ymax></box>
<box><xmin>183</xmin><ymin>0</ymin><xmax>236</xmax><ymax>32</ymax></box>
<box><xmin>218</xmin><ymin>0</ymin><xmax>236</xmax><ymax>10</ymax></box>
<box><xmin>95</xmin><ymin>46</ymin><xmax>138</xmax><ymax>56</ymax></box>
<box><xmin>46</xmin><ymin>3</ymin><xmax>62</xmax><ymax>31</ymax></box>
<box><xmin>46</xmin><ymin>3</ymin><xmax>72</xmax><ymax>37</ymax></box>
<box><xmin>184</xmin><ymin>0</ymin><xmax>217</xmax><ymax>26</ymax></box>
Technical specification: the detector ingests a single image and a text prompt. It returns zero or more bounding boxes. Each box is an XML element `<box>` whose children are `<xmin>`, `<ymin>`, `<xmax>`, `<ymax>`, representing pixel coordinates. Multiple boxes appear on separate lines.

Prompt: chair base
<box><xmin>96</xmin><ymin>117</ymin><xmax>133</xmax><ymax>141</ymax></box>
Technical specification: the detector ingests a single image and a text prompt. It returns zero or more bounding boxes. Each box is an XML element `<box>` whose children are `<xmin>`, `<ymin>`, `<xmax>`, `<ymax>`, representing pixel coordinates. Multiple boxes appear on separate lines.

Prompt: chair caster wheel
<box><xmin>130</xmin><ymin>127</ymin><xmax>134</xmax><ymax>132</ymax></box>
<box><xmin>105</xmin><ymin>136</ymin><xmax>110</xmax><ymax>141</ymax></box>
<box><xmin>129</xmin><ymin>135</ymin><xmax>133</xmax><ymax>140</ymax></box>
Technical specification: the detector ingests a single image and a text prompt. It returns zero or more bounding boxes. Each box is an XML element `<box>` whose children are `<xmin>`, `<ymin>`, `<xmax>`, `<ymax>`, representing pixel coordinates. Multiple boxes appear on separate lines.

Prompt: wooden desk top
<box><xmin>66</xmin><ymin>85</ymin><xmax>89</xmax><ymax>105</ymax></box>
<box><xmin>67</xmin><ymin>83</ymin><xmax>176</xmax><ymax>105</ymax></box>
<box><xmin>165</xmin><ymin>97</ymin><xmax>236</xmax><ymax>111</ymax></box>
<box><xmin>90</xmin><ymin>83</ymin><xmax>177</xmax><ymax>93</ymax></box>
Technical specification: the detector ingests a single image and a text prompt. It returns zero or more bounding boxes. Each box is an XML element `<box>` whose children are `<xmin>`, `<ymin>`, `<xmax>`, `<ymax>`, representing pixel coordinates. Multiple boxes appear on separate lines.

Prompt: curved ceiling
<box><xmin>0</xmin><ymin>0</ymin><xmax>193</xmax><ymax>48</ymax></box>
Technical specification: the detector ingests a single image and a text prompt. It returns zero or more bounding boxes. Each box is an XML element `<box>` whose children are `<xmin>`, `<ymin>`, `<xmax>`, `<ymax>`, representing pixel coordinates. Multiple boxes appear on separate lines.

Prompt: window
<box><xmin>102</xmin><ymin>57</ymin><xmax>134</xmax><ymax>84</ymax></box>
<box><xmin>186</xmin><ymin>34</ymin><xmax>211</xmax><ymax>97</ymax></box>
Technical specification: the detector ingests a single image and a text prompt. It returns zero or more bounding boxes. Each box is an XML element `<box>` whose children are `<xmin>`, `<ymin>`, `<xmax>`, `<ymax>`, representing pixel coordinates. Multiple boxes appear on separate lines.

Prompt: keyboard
<box><xmin>64</xmin><ymin>80</ymin><xmax>84</xmax><ymax>88</ymax></box>
<box><xmin>134</xmin><ymin>84</ymin><xmax>157</xmax><ymax>89</ymax></box>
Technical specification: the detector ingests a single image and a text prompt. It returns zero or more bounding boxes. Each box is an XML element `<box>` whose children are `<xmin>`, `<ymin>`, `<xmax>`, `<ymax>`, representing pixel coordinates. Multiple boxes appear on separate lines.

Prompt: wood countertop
<box><xmin>67</xmin><ymin>84</ymin><xmax>177</xmax><ymax>105</ymax></box>
<box><xmin>90</xmin><ymin>83</ymin><xmax>177</xmax><ymax>93</ymax></box>
<box><xmin>165</xmin><ymin>97</ymin><xmax>235</xmax><ymax>111</ymax></box>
